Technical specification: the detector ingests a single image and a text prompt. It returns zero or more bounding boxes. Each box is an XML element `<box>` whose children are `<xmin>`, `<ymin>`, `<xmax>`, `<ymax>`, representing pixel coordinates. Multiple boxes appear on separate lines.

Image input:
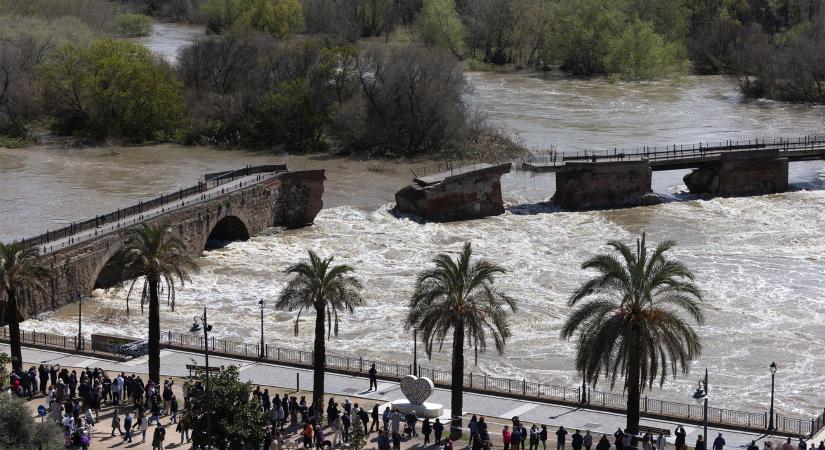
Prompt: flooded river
<box><xmin>2</xmin><ymin>22</ymin><xmax>825</xmax><ymax>416</ymax></box>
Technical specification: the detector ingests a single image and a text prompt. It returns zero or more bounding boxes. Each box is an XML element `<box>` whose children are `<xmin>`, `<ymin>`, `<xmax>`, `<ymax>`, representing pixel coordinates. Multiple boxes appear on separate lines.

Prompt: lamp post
<box><xmin>692</xmin><ymin>368</ymin><xmax>709</xmax><ymax>447</ymax></box>
<box><xmin>769</xmin><ymin>362</ymin><xmax>777</xmax><ymax>431</ymax></box>
<box><xmin>259</xmin><ymin>299</ymin><xmax>265</xmax><ymax>359</ymax></box>
<box><xmin>412</xmin><ymin>328</ymin><xmax>418</xmax><ymax>376</ymax></box>
<box><xmin>191</xmin><ymin>308</ymin><xmax>213</xmax><ymax>450</ymax></box>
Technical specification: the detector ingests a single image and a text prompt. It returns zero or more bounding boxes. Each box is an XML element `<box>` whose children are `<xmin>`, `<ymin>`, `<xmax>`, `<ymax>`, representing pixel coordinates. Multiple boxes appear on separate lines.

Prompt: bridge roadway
<box><xmin>13</xmin><ymin>164</ymin><xmax>326</xmax><ymax>319</ymax></box>
<box><xmin>522</xmin><ymin>136</ymin><xmax>825</xmax><ymax>172</ymax></box>
<box><xmin>32</xmin><ymin>171</ymin><xmax>276</xmax><ymax>255</ymax></box>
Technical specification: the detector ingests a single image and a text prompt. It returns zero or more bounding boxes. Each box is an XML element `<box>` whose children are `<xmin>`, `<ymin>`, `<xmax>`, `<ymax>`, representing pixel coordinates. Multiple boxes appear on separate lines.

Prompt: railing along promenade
<box><xmin>522</xmin><ymin>135</ymin><xmax>825</xmax><ymax>169</ymax></box>
<box><xmin>2</xmin><ymin>327</ymin><xmax>822</xmax><ymax>438</ymax></box>
<box><xmin>18</xmin><ymin>164</ymin><xmax>288</xmax><ymax>254</ymax></box>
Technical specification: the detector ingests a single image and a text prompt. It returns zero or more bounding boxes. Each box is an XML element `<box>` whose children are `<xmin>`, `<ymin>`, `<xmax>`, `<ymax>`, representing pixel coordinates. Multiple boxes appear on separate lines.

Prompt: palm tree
<box><xmin>106</xmin><ymin>224</ymin><xmax>198</xmax><ymax>383</ymax></box>
<box><xmin>560</xmin><ymin>233</ymin><xmax>704</xmax><ymax>436</ymax></box>
<box><xmin>0</xmin><ymin>242</ymin><xmax>51</xmax><ymax>370</ymax></box>
<box><xmin>275</xmin><ymin>250</ymin><xmax>364</xmax><ymax>410</ymax></box>
<box><xmin>405</xmin><ymin>242</ymin><xmax>516</xmax><ymax>439</ymax></box>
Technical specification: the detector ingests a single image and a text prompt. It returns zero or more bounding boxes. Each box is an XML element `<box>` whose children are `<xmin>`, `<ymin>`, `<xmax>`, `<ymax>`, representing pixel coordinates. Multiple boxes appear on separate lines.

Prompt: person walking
<box><xmin>123</xmin><ymin>412</ymin><xmax>133</xmax><ymax>443</ymax></box>
<box><xmin>302</xmin><ymin>422</ymin><xmax>314</xmax><ymax>449</ymax></box>
<box><xmin>332</xmin><ymin>416</ymin><xmax>343</xmax><ymax>447</ymax></box>
<box><xmin>556</xmin><ymin>426</ymin><xmax>569</xmax><ymax>450</ymax></box>
<box><xmin>572</xmin><ymin>430</ymin><xmax>583</xmax><ymax>450</ymax></box>
<box><xmin>713</xmin><ymin>433</ymin><xmax>726</xmax><ymax>450</ymax></box>
<box><xmin>371</xmin><ymin>404</ymin><xmax>380</xmax><ymax>433</ymax></box>
<box><xmin>111</xmin><ymin>409</ymin><xmax>123</xmax><ymax>437</ymax></box>
<box><xmin>139</xmin><ymin>413</ymin><xmax>149</xmax><ymax>443</ymax></box>
<box><xmin>503</xmin><ymin>426</ymin><xmax>512</xmax><ymax>450</ymax></box>
<box><xmin>152</xmin><ymin>424</ymin><xmax>166</xmax><ymax>450</ymax></box>
<box><xmin>177</xmin><ymin>413</ymin><xmax>190</xmax><ymax>444</ymax></box>
<box><xmin>433</xmin><ymin>418</ymin><xmax>444</xmax><ymax>446</ymax></box>
<box><xmin>368</xmin><ymin>364</ymin><xmax>378</xmax><ymax>391</ymax></box>
<box><xmin>169</xmin><ymin>396</ymin><xmax>178</xmax><ymax>424</ymax></box>
<box><xmin>422</xmin><ymin>418</ymin><xmax>432</xmax><ymax>445</ymax></box>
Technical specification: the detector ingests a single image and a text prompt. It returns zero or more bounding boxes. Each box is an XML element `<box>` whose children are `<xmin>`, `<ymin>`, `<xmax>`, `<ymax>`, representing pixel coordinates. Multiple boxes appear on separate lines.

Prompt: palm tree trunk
<box><xmin>148</xmin><ymin>276</ymin><xmax>161</xmax><ymax>384</ymax></box>
<box><xmin>626</xmin><ymin>354</ymin><xmax>642</xmax><ymax>446</ymax></box>
<box><xmin>5</xmin><ymin>290</ymin><xmax>23</xmax><ymax>371</ymax></box>
<box><xmin>312</xmin><ymin>305</ymin><xmax>326</xmax><ymax>411</ymax></box>
<box><xmin>450</xmin><ymin>321</ymin><xmax>465</xmax><ymax>440</ymax></box>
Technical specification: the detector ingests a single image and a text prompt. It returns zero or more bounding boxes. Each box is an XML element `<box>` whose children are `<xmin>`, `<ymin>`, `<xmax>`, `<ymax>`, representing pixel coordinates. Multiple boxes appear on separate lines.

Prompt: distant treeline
<box><xmin>1</xmin><ymin>0</ymin><xmax>824</xmax><ymax>151</ymax></box>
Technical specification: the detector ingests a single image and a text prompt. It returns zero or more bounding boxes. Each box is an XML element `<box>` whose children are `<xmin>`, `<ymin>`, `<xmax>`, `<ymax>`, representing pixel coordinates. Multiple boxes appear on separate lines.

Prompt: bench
<box><xmin>185</xmin><ymin>364</ymin><xmax>222</xmax><ymax>378</ymax></box>
<box><xmin>637</xmin><ymin>425</ymin><xmax>671</xmax><ymax>437</ymax></box>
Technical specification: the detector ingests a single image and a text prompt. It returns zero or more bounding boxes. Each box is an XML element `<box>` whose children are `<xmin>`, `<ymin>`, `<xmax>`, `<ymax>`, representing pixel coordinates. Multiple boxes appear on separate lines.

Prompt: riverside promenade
<box><xmin>3</xmin><ymin>342</ymin><xmax>821</xmax><ymax>449</ymax></box>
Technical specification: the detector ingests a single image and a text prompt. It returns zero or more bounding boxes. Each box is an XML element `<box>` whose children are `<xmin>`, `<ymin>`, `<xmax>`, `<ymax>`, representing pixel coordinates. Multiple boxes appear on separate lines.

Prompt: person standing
<box><xmin>383</xmin><ymin>407</ymin><xmax>391</xmax><ymax>432</ymax></box>
<box><xmin>747</xmin><ymin>441</ymin><xmax>760</xmax><ymax>450</ymax></box>
<box><xmin>799</xmin><ymin>439</ymin><xmax>809</xmax><ymax>450</ymax></box>
<box><xmin>433</xmin><ymin>418</ymin><xmax>444</xmax><ymax>446</ymax></box>
<box><xmin>371</xmin><ymin>404</ymin><xmax>380</xmax><ymax>433</ymax></box>
<box><xmin>583</xmin><ymin>431</ymin><xmax>592</xmax><ymax>450</ymax></box>
<box><xmin>342</xmin><ymin>412</ymin><xmax>351</xmax><ymax>443</ymax></box>
<box><xmin>674</xmin><ymin>426</ymin><xmax>686</xmax><ymax>450</ymax></box>
<box><xmin>572</xmin><ymin>430</ymin><xmax>583</xmax><ymax>450</ymax></box>
<box><xmin>511</xmin><ymin>426</ymin><xmax>522</xmax><ymax>450</ymax></box>
<box><xmin>169</xmin><ymin>395</ymin><xmax>178</xmax><ymax>424</ymax></box>
<box><xmin>540</xmin><ymin>426</ymin><xmax>549</xmax><ymax>450</ymax></box>
<box><xmin>368</xmin><ymin>364</ymin><xmax>378</xmax><ymax>391</ymax></box>
<box><xmin>503</xmin><ymin>426</ymin><xmax>512</xmax><ymax>450</ymax></box>
<box><xmin>139</xmin><ymin>413</ymin><xmax>149</xmax><ymax>443</ymax></box>
<box><xmin>152</xmin><ymin>424</ymin><xmax>166</xmax><ymax>450</ymax></box>
<box><xmin>469</xmin><ymin>416</ymin><xmax>479</xmax><ymax>445</ymax></box>
<box><xmin>556</xmin><ymin>426</ymin><xmax>569</xmax><ymax>450</ymax></box>
<box><xmin>695</xmin><ymin>435</ymin><xmax>706</xmax><ymax>450</ymax></box>
<box><xmin>378</xmin><ymin>430</ymin><xmax>391</xmax><ymax>450</ymax></box>
<box><xmin>713</xmin><ymin>433</ymin><xmax>726</xmax><ymax>450</ymax></box>
<box><xmin>656</xmin><ymin>434</ymin><xmax>667</xmax><ymax>450</ymax></box>
<box><xmin>422</xmin><ymin>418</ymin><xmax>432</xmax><ymax>445</ymax></box>
<box><xmin>530</xmin><ymin>425</ymin><xmax>540</xmax><ymax>450</ymax></box>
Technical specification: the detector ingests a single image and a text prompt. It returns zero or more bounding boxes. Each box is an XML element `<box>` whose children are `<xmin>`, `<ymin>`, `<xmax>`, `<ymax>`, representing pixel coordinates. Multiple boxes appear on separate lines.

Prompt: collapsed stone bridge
<box><xmin>15</xmin><ymin>165</ymin><xmax>325</xmax><ymax>319</ymax></box>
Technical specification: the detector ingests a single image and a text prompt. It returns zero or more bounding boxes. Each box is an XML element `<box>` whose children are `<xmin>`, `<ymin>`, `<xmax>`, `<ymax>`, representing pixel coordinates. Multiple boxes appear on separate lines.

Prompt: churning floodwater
<box><xmin>3</xmin><ymin>22</ymin><xmax>825</xmax><ymax>417</ymax></box>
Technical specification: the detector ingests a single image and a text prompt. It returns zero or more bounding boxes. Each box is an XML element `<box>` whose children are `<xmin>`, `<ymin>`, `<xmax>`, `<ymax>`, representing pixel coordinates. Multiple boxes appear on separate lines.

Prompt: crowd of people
<box><xmin>8</xmin><ymin>364</ymin><xmax>825</xmax><ymax>450</ymax></box>
<box><xmin>7</xmin><ymin>364</ymin><xmax>180</xmax><ymax>450</ymax></box>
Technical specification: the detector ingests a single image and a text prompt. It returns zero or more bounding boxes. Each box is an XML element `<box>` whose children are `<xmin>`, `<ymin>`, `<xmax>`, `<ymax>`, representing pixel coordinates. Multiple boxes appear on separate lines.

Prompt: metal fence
<box><xmin>0</xmin><ymin>326</ymin><xmax>815</xmax><ymax>437</ymax></box>
<box><xmin>161</xmin><ymin>331</ymin><xmax>815</xmax><ymax>436</ymax></box>
<box><xmin>19</xmin><ymin>164</ymin><xmax>288</xmax><ymax>251</ymax></box>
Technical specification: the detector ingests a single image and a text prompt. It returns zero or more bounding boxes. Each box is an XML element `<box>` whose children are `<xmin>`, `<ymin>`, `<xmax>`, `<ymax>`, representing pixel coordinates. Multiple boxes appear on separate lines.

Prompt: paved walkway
<box><xmin>1</xmin><ymin>343</ymin><xmax>809</xmax><ymax>449</ymax></box>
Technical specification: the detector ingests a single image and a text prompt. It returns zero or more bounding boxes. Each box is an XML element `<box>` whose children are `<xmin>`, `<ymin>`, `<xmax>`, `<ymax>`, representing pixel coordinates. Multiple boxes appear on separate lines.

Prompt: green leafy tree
<box><xmin>39</xmin><ymin>38</ymin><xmax>185</xmax><ymax>142</ymax></box>
<box><xmin>275</xmin><ymin>250</ymin><xmax>364</xmax><ymax>410</ymax></box>
<box><xmin>560</xmin><ymin>233</ymin><xmax>704</xmax><ymax>436</ymax></box>
<box><xmin>115</xmin><ymin>13</ymin><xmax>153</xmax><ymax>37</ymax></box>
<box><xmin>0</xmin><ymin>353</ymin><xmax>12</xmax><ymax>388</ymax></box>
<box><xmin>203</xmin><ymin>0</ymin><xmax>304</xmax><ymax>36</ymax></box>
<box><xmin>0</xmin><ymin>395</ymin><xmax>64</xmax><ymax>450</ymax></box>
<box><xmin>0</xmin><ymin>242</ymin><xmax>51</xmax><ymax>371</ymax></box>
<box><xmin>183</xmin><ymin>366</ymin><xmax>268</xmax><ymax>449</ymax></box>
<box><xmin>418</xmin><ymin>0</ymin><xmax>465</xmax><ymax>57</ymax></box>
<box><xmin>606</xmin><ymin>19</ymin><xmax>684</xmax><ymax>80</ymax></box>
<box><xmin>255</xmin><ymin>78</ymin><xmax>327</xmax><ymax>151</ymax></box>
<box><xmin>104</xmin><ymin>224</ymin><xmax>199</xmax><ymax>383</ymax></box>
<box><xmin>405</xmin><ymin>242</ymin><xmax>516</xmax><ymax>439</ymax></box>
<box><xmin>349</xmin><ymin>412</ymin><xmax>367</xmax><ymax>450</ymax></box>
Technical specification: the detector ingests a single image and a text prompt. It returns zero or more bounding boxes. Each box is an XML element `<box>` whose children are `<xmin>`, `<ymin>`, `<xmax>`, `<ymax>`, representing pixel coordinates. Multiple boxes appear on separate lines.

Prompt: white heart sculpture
<box><xmin>399</xmin><ymin>375</ymin><xmax>434</xmax><ymax>405</ymax></box>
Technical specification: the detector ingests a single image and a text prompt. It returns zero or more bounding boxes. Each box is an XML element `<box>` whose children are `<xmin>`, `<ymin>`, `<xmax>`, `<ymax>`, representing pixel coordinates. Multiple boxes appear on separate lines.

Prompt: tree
<box><xmin>405</xmin><ymin>242</ymin><xmax>516</xmax><ymax>439</ymax></box>
<box><xmin>418</xmin><ymin>0</ymin><xmax>465</xmax><ymax>57</ymax></box>
<box><xmin>0</xmin><ymin>242</ymin><xmax>51</xmax><ymax>371</ymax></box>
<box><xmin>560</xmin><ymin>233</ymin><xmax>704</xmax><ymax>437</ymax></box>
<box><xmin>0</xmin><ymin>353</ymin><xmax>12</xmax><ymax>388</ymax></box>
<box><xmin>183</xmin><ymin>366</ymin><xmax>268</xmax><ymax>449</ymax></box>
<box><xmin>39</xmin><ymin>39</ymin><xmax>185</xmax><ymax>142</ymax></box>
<box><xmin>605</xmin><ymin>19</ymin><xmax>684</xmax><ymax>80</ymax></box>
<box><xmin>203</xmin><ymin>0</ymin><xmax>304</xmax><ymax>36</ymax></box>
<box><xmin>104</xmin><ymin>224</ymin><xmax>199</xmax><ymax>383</ymax></box>
<box><xmin>275</xmin><ymin>250</ymin><xmax>364</xmax><ymax>410</ymax></box>
<box><xmin>0</xmin><ymin>395</ymin><xmax>64</xmax><ymax>450</ymax></box>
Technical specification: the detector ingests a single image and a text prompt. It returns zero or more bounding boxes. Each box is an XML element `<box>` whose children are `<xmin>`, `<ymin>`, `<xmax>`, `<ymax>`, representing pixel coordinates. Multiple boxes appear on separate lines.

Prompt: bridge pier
<box><xmin>683</xmin><ymin>150</ymin><xmax>788</xmax><ymax>196</ymax></box>
<box><xmin>552</xmin><ymin>161</ymin><xmax>659</xmax><ymax>210</ymax></box>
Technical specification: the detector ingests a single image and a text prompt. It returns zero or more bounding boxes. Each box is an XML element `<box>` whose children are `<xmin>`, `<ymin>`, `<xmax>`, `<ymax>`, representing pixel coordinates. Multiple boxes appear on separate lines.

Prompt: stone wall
<box><xmin>14</xmin><ymin>170</ymin><xmax>325</xmax><ymax>320</ymax></box>
<box><xmin>553</xmin><ymin>161</ymin><xmax>658</xmax><ymax>210</ymax></box>
<box><xmin>395</xmin><ymin>163</ymin><xmax>511</xmax><ymax>222</ymax></box>
<box><xmin>684</xmin><ymin>150</ymin><xmax>789</xmax><ymax>196</ymax></box>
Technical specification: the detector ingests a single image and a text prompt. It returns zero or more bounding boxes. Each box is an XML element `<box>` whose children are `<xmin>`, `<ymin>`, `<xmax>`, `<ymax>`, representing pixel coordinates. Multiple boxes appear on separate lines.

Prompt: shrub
<box><xmin>115</xmin><ymin>13</ymin><xmax>154</xmax><ymax>37</ymax></box>
<box><xmin>202</xmin><ymin>0</ymin><xmax>304</xmax><ymax>36</ymax></box>
<box><xmin>0</xmin><ymin>395</ymin><xmax>64</xmax><ymax>450</ymax></box>
<box><xmin>39</xmin><ymin>39</ymin><xmax>186</xmax><ymax>142</ymax></box>
<box><xmin>0</xmin><ymin>0</ymin><xmax>117</xmax><ymax>32</ymax></box>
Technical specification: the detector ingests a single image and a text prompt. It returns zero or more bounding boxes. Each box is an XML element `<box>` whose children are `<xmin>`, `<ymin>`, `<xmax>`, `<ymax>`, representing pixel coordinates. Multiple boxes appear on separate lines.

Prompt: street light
<box><xmin>769</xmin><ymin>362</ymin><xmax>777</xmax><ymax>430</ymax></box>
<box><xmin>191</xmin><ymin>308</ymin><xmax>213</xmax><ymax>450</ymax></box>
<box><xmin>692</xmin><ymin>368</ymin><xmax>709</xmax><ymax>447</ymax></box>
<box><xmin>258</xmin><ymin>299</ymin><xmax>265</xmax><ymax>359</ymax></box>
<box><xmin>76</xmin><ymin>293</ymin><xmax>90</xmax><ymax>351</ymax></box>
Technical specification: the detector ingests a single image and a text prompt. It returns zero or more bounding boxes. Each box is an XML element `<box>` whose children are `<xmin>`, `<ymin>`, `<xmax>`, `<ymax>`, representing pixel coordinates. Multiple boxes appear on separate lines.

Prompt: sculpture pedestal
<box><xmin>390</xmin><ymin>400</ymin><xmax>444</xmax><ymax>419</ymax></box>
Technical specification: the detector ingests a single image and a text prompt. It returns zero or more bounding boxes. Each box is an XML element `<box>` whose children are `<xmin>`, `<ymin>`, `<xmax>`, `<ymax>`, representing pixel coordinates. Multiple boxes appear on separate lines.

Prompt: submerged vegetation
<box><xmin>0</xmin><ymin>0</ymin><xmax>823</xmax><ymax>151</ymax></box>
